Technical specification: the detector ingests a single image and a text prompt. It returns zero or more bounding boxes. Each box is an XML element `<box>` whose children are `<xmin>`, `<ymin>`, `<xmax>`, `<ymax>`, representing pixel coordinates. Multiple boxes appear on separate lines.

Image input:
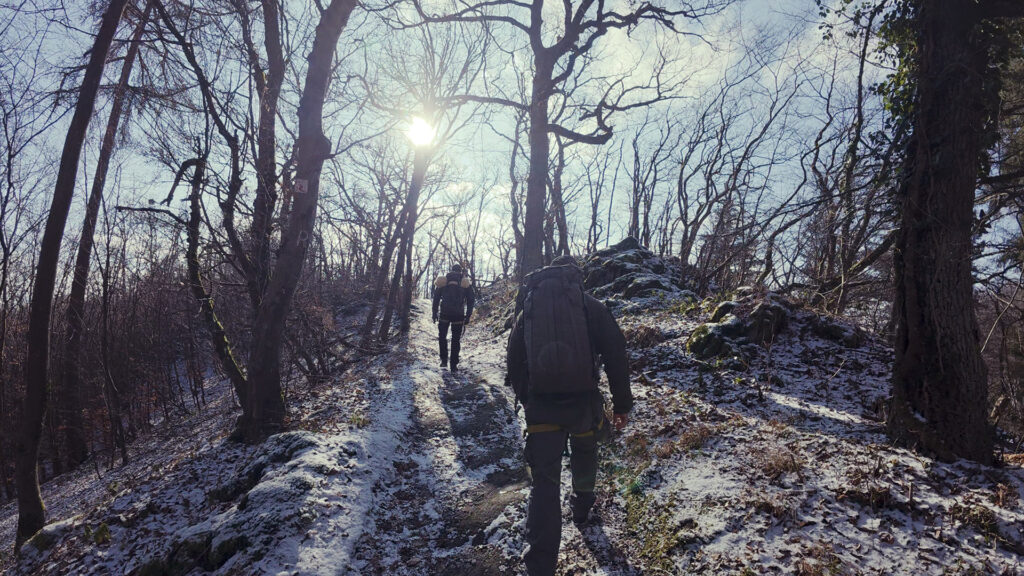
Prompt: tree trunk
<box><xmin>887</xmin><ymin>0</ymin><xmax>994</xmax><ymax>463</ymax></box>
<box><xmin>521</xmin><ymin>52</ymin><xmax>553</xmax><ymax>277</ymax></box>
<box><xmin>99</xmin><ymin>229</ymin><xmax>128</xmax><ymax>466</ymax></box>
<box><xmin>248</xmin><ymin>0</ymin><xmax>286</xmax><ymax>303</ymax></box>
<box><xmin>380</xmin><ymin>149</ymin><xmax>429</xmax><ymax>340</ymax></box>
<box><xmin>60</xmin><ymin>2</ymin><xmax>151</xmax><ymax>470</ymax></box>
<box><xmin>359</xmin><ymin>213</ymin><xmax>405</xmax><ymax>344</ymax></box>
<box><xmin>399</xmin><ymin>151</ymin><xmax>429</xmax><ymax>332</ymax></box>
<box><xmin>549</xmin><ymin>137</ymin><xmax>569</xmax><ymax>256</ymax></box>
<box><xmin>184</xmin><ymin>157</ymin><xmax>249</xmax><ymax>408</ymax></box>
<box><xmin>240</xmin><ymin>0</ymin><xmax>357</xmax><ymax>442</ymax></box>
<box><xmin>15</xmin><ymin>0</ymin><xmax>128</xmax><ymax>547</ymax></box>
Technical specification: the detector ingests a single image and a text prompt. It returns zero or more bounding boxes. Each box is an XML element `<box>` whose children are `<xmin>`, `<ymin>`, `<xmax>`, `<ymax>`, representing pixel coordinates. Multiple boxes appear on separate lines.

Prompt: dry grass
<box><xmin>625</xmin><ymin>324</ymin><xmax>667</xmax><ymax>348</ymax></box>
<box><xmin>990</xmin><ymin>483</ymin><xmax>1019</xmax><ymax>509</ymax></box>
<box><xmin>1003</xmin><ymin>453</ymin><xmax>1024</xmax><ymax>467</ymax></box>
<box><xmin>653</xmin><ymin>424</ymin><xmax>714</xmax><ymax>458</ymax></box>
<box><xmin>757</xmin><ymin>445</ymin><xmax>804</xmax><ymax>481</ymax></box>
<box><xmin>625</xmin><ymin>432</ymin><xmax>650</xmax><ymax>458</ymax></box>
<box><xmin>949</xmin><ymin>502</ymin><xmax>1000</xmax><ymax>539</ymax></box>
<box><xmin>750</xmin><ymin>496</ymin><xmax>795</xmax><ymax>521</ymax></box>
<box><xmin>794</xmin><ymin>541</ymin><xmax>846</xmax><ymax>575</ymax></box>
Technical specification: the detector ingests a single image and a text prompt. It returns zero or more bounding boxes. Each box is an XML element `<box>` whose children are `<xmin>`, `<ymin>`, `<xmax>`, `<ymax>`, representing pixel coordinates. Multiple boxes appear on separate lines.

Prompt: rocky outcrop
<box><xmin>809</xmin><ymin>314</ymin><xmax>865</xmax><ymax>348</ymax></box>
<box><xmin>490</xmin><ymin>238</ymin><xmax>695</xmax><ymax>332</ymax></box>
<box><xmin>582</xmin><ymin>238</ymin><xmax>695</xmax><ymax>309</ymax></box>
<box><xmin>581</xmin><ymin>237</ymin><xmax>668</xmax><ymax>291</ymax></box>
<box><xmin>688</xmin><ymin>293</ymin><xmax>794</xmax><ymax>360</ymax></box>
<box><xmin>686</xmin><ymin>314</ymin><xmax>747</xmax><ymax>359</ymax></box>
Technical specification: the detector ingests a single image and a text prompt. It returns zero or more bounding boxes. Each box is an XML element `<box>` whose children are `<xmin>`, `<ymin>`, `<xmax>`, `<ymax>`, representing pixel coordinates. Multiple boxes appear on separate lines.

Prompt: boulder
<box><xmin>810</xmin><ymin>315</ymin><xmax>864</xmax><ymax>348</ymax></box>
<box><xmin>687</xmin><ymin>314</ymin><xmax>747</xmax><ymax>359</ymax></box>
<box><xmin>710</xmin><ymin>301</ymin><xmax>738</xmax><ymax>322</ymax></box>
<box><xmin>592</xmin><ymin>272</ymin><xmax>678</xmax><ymax>299</ymax></box>
<box><xmin>746</xmin><ymin>300</ymin><xmax>789</xmax><ymax>344</ymax></box>
<box><xmin>582</xmin><ymin>237</ymin><xmax>674</xmax><ymax>293</ymax></box>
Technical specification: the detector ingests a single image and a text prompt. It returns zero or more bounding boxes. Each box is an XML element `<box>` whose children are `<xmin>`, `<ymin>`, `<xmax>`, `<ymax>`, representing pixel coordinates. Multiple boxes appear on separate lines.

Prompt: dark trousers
<box><xmin>524</xmin><ymin>429</ymin><xmax>598</xmax><ymax>576</ymax></box>
<box><xmin>438</xmin><ymin>319</ymin><xmax>464</xmax><ymax>367</ymax></box>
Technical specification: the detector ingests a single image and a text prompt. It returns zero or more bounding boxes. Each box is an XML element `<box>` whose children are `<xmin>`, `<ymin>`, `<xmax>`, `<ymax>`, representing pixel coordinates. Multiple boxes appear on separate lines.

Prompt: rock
<box><xmin>746</xmin><ymin>300</ymin><xmax>788</xmax><ymax>344</ymax></box>
<box><xmin>592</xmin><ymin>272</ymin><xmax>677</xmax><ymax>299</ymax></box>
<box><xmin>582</xmin><ymin>237</ymin><xmax>678</xmax><ymax>294</ymax></box>
<box><xmin>208</xmin><ymin>431</ymin><xmax>318</xmax><ymax>503</ymax></box>
<box><xmin>733</xmin><ymin>286</ymin><xmax>757</xmax><ymax>298</ymax></box>
<box><xmin>610</xmin><ymin>236</ymin><xmax>642</xmax><ymax>252</ymax></box>
<box><xmin>622</xmin><ymin>274</ymin><xmax>677</xmax><ymax>299</ymax></box>
<box><xmin>625</xmin><ymin>325</ymin><xmax>667</xmax><ymax>348</ymax></box>
<box><xmin>687</xmin><ymin>315</ymin><xmax>747</xmax><ymax>359</ymax></box>
<box><xmin>810</xmin><ymin>315</ymin><xmax>864</xmax><ymax>348</ymax></box>
<box><xmin>710</xmin><ymin>301</ymin><xmax>738</xmax><ymax>322</ymax></box>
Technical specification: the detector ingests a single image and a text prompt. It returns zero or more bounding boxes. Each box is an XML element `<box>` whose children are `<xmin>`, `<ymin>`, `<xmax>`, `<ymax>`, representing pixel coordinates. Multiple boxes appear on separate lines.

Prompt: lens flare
<box><xmin>407</xmin><ymin>116</ymin><xmax>436</xmax><ymax>147</ymax></box>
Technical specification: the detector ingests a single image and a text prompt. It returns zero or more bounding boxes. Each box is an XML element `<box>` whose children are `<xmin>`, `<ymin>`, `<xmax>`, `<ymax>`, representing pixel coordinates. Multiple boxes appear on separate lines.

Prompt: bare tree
<box><xmin>60</xmin><ymin>0</ymin><xmax>152</xmax><ymax>470</ymax></box>
<box><xmin>406</xmin><ymin>0</ymin><xmax>728</xmax><ymax>276</ymax></box>
<box><xmin>16</xmin><ymin>0</ymin><xmax>130</xmax><ymax>547</ymax></box>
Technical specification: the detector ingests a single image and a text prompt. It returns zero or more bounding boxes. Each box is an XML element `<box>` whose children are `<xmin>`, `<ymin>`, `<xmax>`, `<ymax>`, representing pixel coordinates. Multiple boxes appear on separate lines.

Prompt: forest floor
<box><xmin>3</xmin><ymin>291</ymin><xmax>1024</xmax><ymax>575</ymax></box>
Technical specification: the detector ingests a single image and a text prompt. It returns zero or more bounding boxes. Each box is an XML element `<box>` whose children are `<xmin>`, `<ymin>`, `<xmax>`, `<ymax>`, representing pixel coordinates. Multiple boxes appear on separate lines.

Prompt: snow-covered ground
<box><xmin>573</xmin><ymin>298</ymin><xmax>1024</xmax><ymax>575</ymax></box>
<box><xmin>2</xmin><ymin>304</ymin><xmax>530</xmax><ymax>575</ymax></box>
<box><xmin>4</xmin><ymin>291</ymin><xmax>1024</xmax><ymax>575</ymax></box>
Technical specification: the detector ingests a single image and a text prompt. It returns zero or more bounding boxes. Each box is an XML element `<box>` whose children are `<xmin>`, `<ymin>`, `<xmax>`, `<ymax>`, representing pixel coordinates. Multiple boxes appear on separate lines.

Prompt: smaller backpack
<box><xmin>522</xmin><ymin>264</ymin><xmax>596</xmax><ymax>395</ymax></box>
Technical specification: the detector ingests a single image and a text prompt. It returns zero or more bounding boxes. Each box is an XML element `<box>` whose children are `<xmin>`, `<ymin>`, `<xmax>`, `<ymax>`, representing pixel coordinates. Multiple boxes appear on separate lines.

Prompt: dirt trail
<box><xmin>350</xmin><ymin>307</ymin><xmax>529</xmax><ymax>575</ymax></box>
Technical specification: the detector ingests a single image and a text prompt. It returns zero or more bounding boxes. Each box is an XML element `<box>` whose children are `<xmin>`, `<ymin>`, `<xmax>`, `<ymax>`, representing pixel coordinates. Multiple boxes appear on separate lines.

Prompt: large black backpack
<box><xmin>522</xmin><ymin>264</ymin><xmax>596</xmax><ymax>395</ymax></box>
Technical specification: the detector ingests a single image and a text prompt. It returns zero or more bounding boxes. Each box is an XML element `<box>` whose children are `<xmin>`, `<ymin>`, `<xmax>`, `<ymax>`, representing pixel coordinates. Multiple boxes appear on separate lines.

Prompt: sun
<box><xmin>406</xmin><ymin>116</ymin><xmax>436</xmax><ymax>147</ymax></box>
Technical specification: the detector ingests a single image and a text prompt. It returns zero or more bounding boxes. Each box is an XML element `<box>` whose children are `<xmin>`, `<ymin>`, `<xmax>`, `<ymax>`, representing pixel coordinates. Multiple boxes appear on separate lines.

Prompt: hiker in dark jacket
<box><xmin>505</xmin><ymin>255</ymin><xmax>632</xmax><ymax>576</ymax></box>
<box><xmin>432</xmin><ymin>263</ymin><xmax>475</xmax><ymax>372</ymax></box>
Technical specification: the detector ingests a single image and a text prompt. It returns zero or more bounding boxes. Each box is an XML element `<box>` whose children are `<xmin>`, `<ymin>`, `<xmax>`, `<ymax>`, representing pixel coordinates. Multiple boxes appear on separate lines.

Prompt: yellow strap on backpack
<box><xmin>525</xmin><ymin>418</ymin><xmax>603</xmax><ymax>438</ymax></box>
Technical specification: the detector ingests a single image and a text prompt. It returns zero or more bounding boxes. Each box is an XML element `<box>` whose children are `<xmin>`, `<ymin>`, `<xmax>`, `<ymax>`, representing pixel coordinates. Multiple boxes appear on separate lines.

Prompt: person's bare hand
<box><xmin>612</xmin><ymin>413</ymin><xmax>628</xmax><ymax>431</ymax></box>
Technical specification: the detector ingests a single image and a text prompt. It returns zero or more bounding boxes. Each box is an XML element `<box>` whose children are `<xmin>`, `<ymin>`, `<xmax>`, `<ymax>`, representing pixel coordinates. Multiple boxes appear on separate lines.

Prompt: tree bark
<box><xmin>240</xmin><ymin>0</ymin><xmax>357</xmax><ymax>441</ymax></box>
<box><xmin>60</xmin><ymin>1</ymin><xmax>151</xmax><ymax>470</ymax></box>
<box><xmin>521</xmin><ymin>46</ymin><xmax>553</xmax><ymax>277</ymax></box>
<box><xmin>398</xmin><ymin>151</ymin><xmax>429</xmax><ymax>334</ymax></box>
<box><xmin>247</xmin><ymin>0</ymin><xmax>286</xmax><ymax>303</ymax></box>
<box><xmin>15</xmin><ymin>0</ymin><xmax>129</xmax><ymax>547</ymax></box>
<box><xmin>888</xmin><ymin>0</ymin><xmax>994</xmax><ymax>463</ymax></box>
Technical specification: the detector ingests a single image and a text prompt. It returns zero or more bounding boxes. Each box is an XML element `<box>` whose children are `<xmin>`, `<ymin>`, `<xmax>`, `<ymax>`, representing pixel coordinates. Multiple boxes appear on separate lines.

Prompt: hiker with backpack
<box><xmin>432</xmin><ymin>263</ymin><xmax>475</xmax><ymax>372</ymax></box>
<box><xmin>505</xmin><ymin>255</ymin><xmax>632</xmax><ymax>576</ymax></box>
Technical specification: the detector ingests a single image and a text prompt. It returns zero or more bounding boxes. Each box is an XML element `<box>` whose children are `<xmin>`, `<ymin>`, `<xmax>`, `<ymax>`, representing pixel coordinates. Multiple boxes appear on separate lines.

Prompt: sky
<box><xmin>1</xmin><ymin>0</ymin><xmax>869</xmax><ymax>284</ymax></box>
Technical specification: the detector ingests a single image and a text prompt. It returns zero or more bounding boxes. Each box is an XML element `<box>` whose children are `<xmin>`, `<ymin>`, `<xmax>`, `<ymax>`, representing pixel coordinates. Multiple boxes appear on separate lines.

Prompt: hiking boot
<box><xmin>440</xmin><ymin>359</ymin><xmax>448</xmax><ymax>368</ymax></box>
<box><xmin>571</xmin><ymin>492</ymin><xmax>596</xmax><ymax>527</ymax></box>
<box><xmin>450</xmin><ymin>364</ymin><xmax>459</xmax><ymax>373</ymax></box>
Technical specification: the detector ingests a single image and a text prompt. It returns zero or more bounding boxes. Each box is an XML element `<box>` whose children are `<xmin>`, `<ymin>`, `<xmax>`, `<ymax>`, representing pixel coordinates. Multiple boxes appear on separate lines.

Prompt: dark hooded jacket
<box><xmin>432</xmin><ymin>271</ymin><xmax>475</xmax><ymax>322</ymax></box>
<box><xmin>506</xmin><ymin>291</ymin><xmax>632</xmax><ymax>429</ymax></box>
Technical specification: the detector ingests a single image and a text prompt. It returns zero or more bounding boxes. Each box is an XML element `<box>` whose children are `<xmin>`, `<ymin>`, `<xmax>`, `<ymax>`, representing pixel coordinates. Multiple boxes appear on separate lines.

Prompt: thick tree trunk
<box><xmin>60</xmin><ymin>3</ymin><xmax>151</xmax><ymax>470</ymax></box>
<box><xmin>240</xmin><ymin>0</ymin><xmax>357</xmax><ymax>441</ymax></box>
<box><xmin>888</xmin><ymin>0</ymin><xmax>994</xmax><ymax>463</ymax></box>
<box><xmin>521</xmin><ymin>55</ymin><xmax>553</xmax><ymax>277</ymax></box>
<box><xmin>248</xmin><ymin>0</ymin><xmax>286</xmax><ymax>303</ymax></box>
<box><xmin>15</xmin><ymin>0</ymin><xmax>128</xmax><ymax>548</ymax></box>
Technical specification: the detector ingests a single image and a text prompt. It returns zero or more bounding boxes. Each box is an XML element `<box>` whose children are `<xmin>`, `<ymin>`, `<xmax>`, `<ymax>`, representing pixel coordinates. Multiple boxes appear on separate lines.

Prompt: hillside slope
<box><xmin>3</xmin><ymin>244</ymin><xmax>1024</xmax><ymax>575</ymax></box>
